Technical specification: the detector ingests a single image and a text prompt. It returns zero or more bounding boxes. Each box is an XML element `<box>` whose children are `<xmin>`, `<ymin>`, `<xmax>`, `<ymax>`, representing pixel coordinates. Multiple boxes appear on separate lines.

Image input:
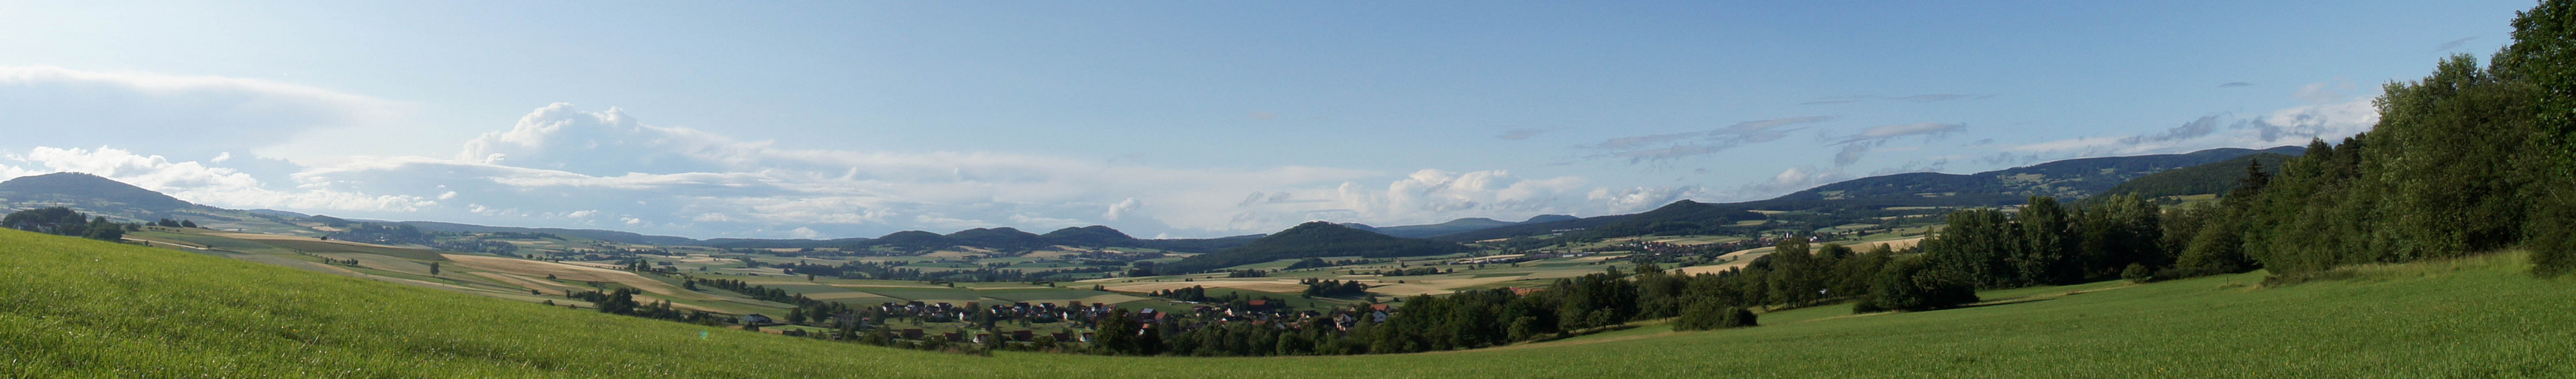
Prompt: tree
<box><xmin>82</xmin><ymin>217</ymin><xmax>126</xmax><ymax>242</ymax></box>
<box><xmin>180</xmin><ymin>220</ymin><xmax>198</xmax><ymax>228</ymax></box>
<box><xmin>1856</xmin><ymin>257</ymin><xmax>1978</xmax><ymax>312</ymax></box>
<box><xmin>2502</xmin><ymin>0</ymin><xmax>2576</xmax><ymax>277</ymax></box>
<box><xmin>428</xmin><ymin>262</ymin><xmax>441</xmax><ymax>276</ymax></box>
<box><xmin>2014</xmin><ymin>196</ymin><xmax>2076</xmax><ymax>286</ymax></box>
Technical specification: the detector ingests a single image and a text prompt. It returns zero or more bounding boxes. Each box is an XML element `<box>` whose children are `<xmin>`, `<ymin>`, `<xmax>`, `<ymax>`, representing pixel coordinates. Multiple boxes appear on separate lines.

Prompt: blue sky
<box><xmin>0</xmin><ymin>1</ymin><xmax>2535</xmax><ymax>239</ymax></box>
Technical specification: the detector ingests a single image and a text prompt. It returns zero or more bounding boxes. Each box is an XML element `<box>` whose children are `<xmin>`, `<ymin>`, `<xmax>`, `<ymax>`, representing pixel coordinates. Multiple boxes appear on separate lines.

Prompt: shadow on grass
<box><xmin>1956</xmin><ymin>296</ymin><xmax>2056</xmax><ymax>309</ymax></box>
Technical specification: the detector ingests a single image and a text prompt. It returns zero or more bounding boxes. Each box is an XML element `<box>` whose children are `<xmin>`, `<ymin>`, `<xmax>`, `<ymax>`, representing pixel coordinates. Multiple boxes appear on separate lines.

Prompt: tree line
<box><xmin>3</xmin><ymin>207</ymin><xmax>139</xmax><ymax>242</ymax></box>
<box><xmin>2164</xmin><ymin>4</ymin><xmax>2576</xmax><ymax>278</ymax></box>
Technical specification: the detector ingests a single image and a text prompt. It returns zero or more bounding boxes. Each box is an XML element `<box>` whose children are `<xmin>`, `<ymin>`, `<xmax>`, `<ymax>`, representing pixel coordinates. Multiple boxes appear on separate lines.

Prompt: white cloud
<box><xmin>0</xmin><ymin>67</ymin><xmax>407</xmax><ymax>159</ymax></box>
<box><xmin>0</xmin><ymin>146</ymin><xmax>433</xmax><ymax>212</ymax></box>
<box><xmin>257</xmin><ymin>104</ymin><xmax>1623</xmax><ymax>237</ymax></box>
<box><xmin>1588</xmin><ymin>186</ymin><xmax>1702</xmax><ymax>214</ymax></box>
<box><xmin>788</xmin><ymin>227</ymin><xmax>823</xmax><ymax>240</ymax></box>
<box><xmin>2004</xmin><ymin>90</ymin><xmax>2377</xmax><ymax>160</ymax></box>
<box><xmin>1104</xmin><ymin>198</ymin><xmax>1142</xmax><ymax>221</ymax></box>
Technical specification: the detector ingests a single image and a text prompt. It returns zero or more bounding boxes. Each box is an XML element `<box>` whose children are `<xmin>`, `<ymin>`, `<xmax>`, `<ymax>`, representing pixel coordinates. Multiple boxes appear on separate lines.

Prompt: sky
<box><xmin>0</xmin><ymin>1</ymin><xmax>2537</xmax><ymax>239</ymax></box>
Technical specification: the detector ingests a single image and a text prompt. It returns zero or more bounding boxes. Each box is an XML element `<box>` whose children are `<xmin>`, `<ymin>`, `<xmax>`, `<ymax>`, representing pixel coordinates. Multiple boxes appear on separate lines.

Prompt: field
<box><xmin>8</xmin><ymin>229</ymin><xmax>2571</xmax><ymax>377</ymax></box>
<box><xmin>120</xmin><ymin>228</ymin><xmax>1169</xmax><ymax>318</ymax></box>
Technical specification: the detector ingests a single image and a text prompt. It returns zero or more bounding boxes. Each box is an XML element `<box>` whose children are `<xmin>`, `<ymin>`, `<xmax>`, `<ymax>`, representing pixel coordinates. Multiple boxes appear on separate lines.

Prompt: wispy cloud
<box><xmin>2002</xmin><ymin>84</ymin><xmax>2378</xmax><ymax>161</ymax></box>
<box><xmin>1827</xmin><ymin>122</ymin><xmax>1967</xmax><ymax>167</ymax></box>
<box><xmin>1586</xmin><ymin>116</ymin><xmax>1837</xmax><ymax>162</ymax></box>
<box><xmin>1802</xmin><ymin>94</ymin><xmax>1995</xmax><ymax>105</ymax></box>
<box><xmin>0</xmin><ymin>66</ymin><xmax>411</xmax><ymax>161</ymax></box>
<box><xmin>2436</xmin><ymin>36</ymin><xmax>2477</xmax><ymax>52</ymax></box>
<box><xmin>1495</xmin><ymin>128</ymin><xmax>1550</xmax><ymax>140</ymax></box>
<box><xmin>2218</xmin><ymin>82</ymin><xmax>2253</xmax><ymax>87</ymax></box>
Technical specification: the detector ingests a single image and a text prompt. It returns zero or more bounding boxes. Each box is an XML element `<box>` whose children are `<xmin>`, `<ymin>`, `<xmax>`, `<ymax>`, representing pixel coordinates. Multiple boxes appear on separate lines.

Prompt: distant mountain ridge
<box><xmin>1340</xmin><ymin>215</ymin><xmax>1574</xmax><ymax>238</ymax></box>
<box><xmin>1735</xmin><ymin>146</ymin><xmax>2306</xmax><ymax>211</ymax></box>
<box><xmin>1432</xmin><ymin>200</ymin><xmax>1762</xmax><ymax>243</ymax></box>
<box><xmin>1433</xmin><ymin>146</ymin><xmax>2305</xmax><ymax>243</ymax></box>
<box><xmin>0</xmin><ymin>172</ymin><xmax>1241</xmax><ymax>252</ymax></box>
<box><xmin>0</xmin><ymin>146</ymin><xmax>2301</xmax><ymax>252</ymax></box>
<box><xmin>844</xmin><ymin>225</ymin><xmax>1251</xmax><ymax>253</ymax></box>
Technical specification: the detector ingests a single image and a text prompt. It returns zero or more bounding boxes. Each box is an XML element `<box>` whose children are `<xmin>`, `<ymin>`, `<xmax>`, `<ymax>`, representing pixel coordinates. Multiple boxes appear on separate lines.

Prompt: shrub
<box><xmin>1675</xmin><ymin>303</ymin><xmax>1759</xmax><ymax>331</ymax></box>
<box><xmin>1718</xmin><ymin>307</ymin><xmax>1759</xmax><ymax>328</ymax></box>
<box><xmin>2121</xmin><ymin>263</ymin><xmax>2154</xmax><ymax>283</ymax></box>
<box><xmin>1859</xmin><ymin>258</ymin><xmax>1979</xmax><ymax>312</ymax></box>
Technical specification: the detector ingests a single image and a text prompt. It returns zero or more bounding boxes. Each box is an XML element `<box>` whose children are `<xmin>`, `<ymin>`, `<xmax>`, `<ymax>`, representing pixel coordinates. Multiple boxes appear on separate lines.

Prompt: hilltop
<box><xmin>1160</xmin><ymin>221</ymin><xmax>1473</xmax><ymax>274</ymax></box>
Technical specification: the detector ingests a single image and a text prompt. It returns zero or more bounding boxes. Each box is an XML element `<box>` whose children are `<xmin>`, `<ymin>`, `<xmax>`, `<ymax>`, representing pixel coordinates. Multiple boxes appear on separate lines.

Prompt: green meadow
<box><xmin>5</xmin><ymin>229</ymin><xmax>2570</xmax><ymax>377</ymax></box>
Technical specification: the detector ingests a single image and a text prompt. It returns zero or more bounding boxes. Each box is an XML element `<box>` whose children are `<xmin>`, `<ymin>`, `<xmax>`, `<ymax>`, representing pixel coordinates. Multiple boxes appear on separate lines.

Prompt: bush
<box><xmin>1674</xmin><ymin>303</ymin><xmax>1758</xmax><ymax>331</ymax></box>
<box><xmin>2530</xmin><ymin>189</ymin><xmax>2576</xmax><ymax>277</ymax></box>
<box><xmin>1859</xmin><ymin>258</ymin><xmax>1979</xmax><ymax>312</ymax></box>
<box><xmin>1718</xmin><ymin>307</ymin><xmax>1758</xmax><ymax>328</ymax></box>
<box><xmin>2120</xmin><ymin>263</ymin><xmax>2154</xmax><ymax>283</ymax></box>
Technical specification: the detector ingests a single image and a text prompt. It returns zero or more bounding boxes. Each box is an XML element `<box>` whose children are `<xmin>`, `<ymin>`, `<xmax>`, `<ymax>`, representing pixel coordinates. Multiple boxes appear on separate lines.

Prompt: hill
<box><xmin>1433</xmin><ymin>201</ymin><xmax>1763</xmax><ymax>243</ymax></box>
<box><xmin>0</xmin><ymin>172</ymin><xmax>318</xmax><ymax>235</ymax></box>
<box><xmin>1737</xmin><ymin>146</ymin><xmax>2305</xmax><ymax>212</ymax></box>
<box><xmin>8</xmin><ymin>228</ymin><xmax>2568</xmax><ymax>376</ymax></box>
<box><xmin>1440</xmin><ymin>146</ymin><xmax>2304</xmax><ymax>243</ymax></box>
<box><xmin>845</xmin><ymin>225</ymin><xmax>1249</xmax><ymax>253</ymax></box>
<box><xmin>1162</xmin><ymin>221</ymin><xmax>1473</xmax><ymax>274</ymax></box>
<box><xmin>1344</xmin><ymin>216</ymin><xmax>1571</xmax><ymax>238</ymax></box>
<box><xmin>384</xmin><ymin>220</ymin><xmax>704</xmax><ymax>246</ymax></box>
<box><xmin>2095</xmin><ymin>153</ymin><xmax>2295</xmax><ymax>200</ymax></box>
<box><xmin>1040</xmin><ymin>225</ymin><xmax>1141</xmax><ymax>246</ymax></box>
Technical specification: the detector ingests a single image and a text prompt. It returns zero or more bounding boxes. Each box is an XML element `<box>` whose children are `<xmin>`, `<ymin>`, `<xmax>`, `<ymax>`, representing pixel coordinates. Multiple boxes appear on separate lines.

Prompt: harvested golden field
<box><xmin>442</xmin><ymin>254</ymin><xmax>717</xmax><ymax>301</ymax></box>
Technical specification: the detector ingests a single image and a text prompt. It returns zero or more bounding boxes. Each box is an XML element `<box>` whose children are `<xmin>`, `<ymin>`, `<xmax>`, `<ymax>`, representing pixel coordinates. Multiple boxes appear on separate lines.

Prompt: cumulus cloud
<box><xmin>0</xmin><ymin>66</ymin><xmax>407</xmax><ymax>160</ymax></box>
<box><xmin>1587</xmin><ymin>186</ymin><xmax>1701</xmax><ymax>214</ymax></box>
<box><xmin>263</xmin><ymin>103</ymin><xmax>1620</xmax><ymax>237</ymax></box>
<box><xmin>1103</xmin><ymin>198</ymin><xmax>1142</xmax><ymax>221</ymax></box>
<box><xmin>0</xmin><ymin>66</ymin><xmax>1656</xmax><ymax>239</ymax></box>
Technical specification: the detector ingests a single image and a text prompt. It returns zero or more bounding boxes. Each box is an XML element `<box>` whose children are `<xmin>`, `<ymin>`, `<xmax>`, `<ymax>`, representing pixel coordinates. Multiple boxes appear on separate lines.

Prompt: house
<box><xmin>1049</xmin><ymin>332</ymin><xmax>1071</xmax><ymax>342</ymax></box>
<box><xmin>943</xmin><ymin>332</ymin><xmax>964</xmax><ymax>342</ymax></box>
<box><xmin>1079</xmin><ymin>332</ymin><xmax>1095</xmax><ymax>343</ymax></box>
<box><xmin>740</xmin><ymin>314</ymin><xmax>775</xmax><ymax>325</ymax></box>
<box><xmin>901</xmin><ymin>329</ymin><xmax>924</xmax><ymax>340</ymax></box>
<box><xmin>1012</xmin><ymin>330</ymin><xmax>1034</xmax><ymax>342</ymax></box>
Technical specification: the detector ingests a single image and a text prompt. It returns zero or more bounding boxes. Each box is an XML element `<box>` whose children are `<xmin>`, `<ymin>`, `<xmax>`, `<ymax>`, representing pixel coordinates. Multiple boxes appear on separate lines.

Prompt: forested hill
<box><xmin>842</xmin><ymin>225</ymin><xmax>1256</xmax><ymax>253</ymax></box>
<box><xmin>2094</xmin><ymin>153</ymin><xmax>2296</xmax><ymax>200</ymax></box>
<box><xmin>1162</xmin><ymin>221</ymin><xmax>1473</xmax><ymax>274</ymax></box>
<box><xmin>1426</xmin><ymin>147</ymin><xmax>2301</xmax><ymax>243</ymax></box>
<box><xmin>1343</xmin><ymin>215</ymin><xmax>1576</xmax><ymax>238</ymax></box>
<box><xmin>1433</xmin><ymin>200</ymin><xmax>1762</xmax><ymax>243</ymax></box>
<box><xmin>1736</xmin><ymin>146</ymin><xmax>2305</xmax><ymax>212</ymax></box>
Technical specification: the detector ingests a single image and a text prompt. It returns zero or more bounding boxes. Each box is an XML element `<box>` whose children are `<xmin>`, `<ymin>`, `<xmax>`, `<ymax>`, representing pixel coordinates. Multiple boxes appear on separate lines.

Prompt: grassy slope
<box><xmin>6</xmin><ymin>229</ymin><xmax>2571</xmax><ymax>377</ymax></box>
